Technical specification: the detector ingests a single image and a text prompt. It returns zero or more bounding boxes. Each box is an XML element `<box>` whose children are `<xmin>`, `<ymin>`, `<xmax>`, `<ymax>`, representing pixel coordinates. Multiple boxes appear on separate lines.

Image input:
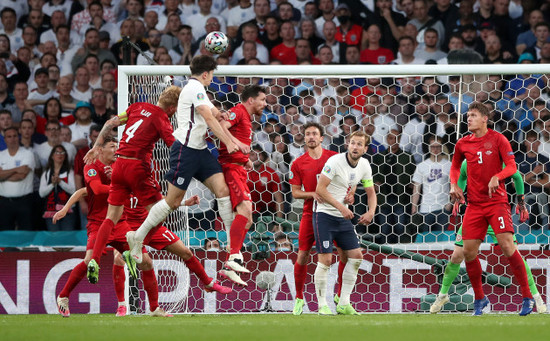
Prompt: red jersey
<box><xmin>218</xmin><ymin>103</ymin><xmax>251</xmax><ymax>165</ymax></box>
<box><xmin>117</xmin><ymin>102</ymin><xmax>175</xmax><ymax>164</ymax></box>
<box><xmin>270</xmin><ymin>43</ymin><xmax>297</xmax><ymax>64</ymax></box>
<box><xmin>289</xmin><ymin>149</ymin><xmax>337</xmax><ymax>214</ymax></box>
<box><xmin>451</xmin><ymin>129</ymin><xmax>515</xmax><ymax>204</ymax></box>
<box><xmin>360</xmin><ymin>47</ymin><xmax>395</xmax><ymax>65</ymax></box>
<box><xmin>84</xmin><ymin>159</ymin><xmax>111</xmax><ymax>224</ymax></box>
<box><xmin>335</xmin><ymin>24</ymin><xmax>363</xmax><ymax>45</ymax></box>
<box><xmin>125</xmin><ymin>194</ymin><xmax>148</xmax><ymax>229</ymax></box>
<box><xmin>248</xmin><ymin>165</ymin><xmax>280</xmax><ymax>213</ymax></box>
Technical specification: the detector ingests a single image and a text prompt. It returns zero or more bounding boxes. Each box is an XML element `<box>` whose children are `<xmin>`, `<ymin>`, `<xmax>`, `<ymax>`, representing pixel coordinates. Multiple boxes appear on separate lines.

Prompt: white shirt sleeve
<box><xmin>320</xmin><ymin>155</ymin><xmax>338</xmax><ymax>181</ymax></box>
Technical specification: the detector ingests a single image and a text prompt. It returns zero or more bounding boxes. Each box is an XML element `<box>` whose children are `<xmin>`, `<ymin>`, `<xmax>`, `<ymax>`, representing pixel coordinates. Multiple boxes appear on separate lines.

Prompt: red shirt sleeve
<box><xmin>156</xmin><ymin>112</ymin><xmax>175</xmax><ymax>147</ymax></box>
<box><xmin>495</xmin><ymin>133</ymin><xmax>517</xmax><ymax>180</ymax></box>
<box><xmin>288</xmin><ymin>160</ymin><xmax>302</xmax><ymax>186</ymax></box>
<box><xmin>88</xmin><ymin>179</ymin><xmax>110</xmax><ymax>195</ymax></box>
<box><xmin>450</xmin><ymin>140</ymin><xmax>464</xmax><ymax>184</ymax></box>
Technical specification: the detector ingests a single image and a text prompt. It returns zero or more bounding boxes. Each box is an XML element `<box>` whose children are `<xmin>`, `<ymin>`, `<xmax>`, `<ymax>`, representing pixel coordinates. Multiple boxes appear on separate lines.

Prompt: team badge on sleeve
<box><xmin>229</xmin><ymin>111</ymin><xmax>236</xmax><ymax>120</ymax></box>
<box><xmin>87</xmin><ymin>169</ymin><xmax>97</xmax><ymax>177</ymax></box>
<box><xmin>289</xmin><ymin>171</ymin><xmax>294</xmax><ymax>180</ymax></box>
<box><xmin>322</xmin><ymin>165</ymin><xmax>331</xmax><ymax>174</ymax></box>
<box><xmin>197</xmin><ymin>93</ymin><xmax>205</xmax><ymax>100</ymax></box>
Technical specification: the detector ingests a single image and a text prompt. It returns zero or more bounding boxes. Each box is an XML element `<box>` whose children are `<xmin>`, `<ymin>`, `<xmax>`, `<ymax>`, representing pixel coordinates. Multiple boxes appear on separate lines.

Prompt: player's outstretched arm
<box><xmin>220</xmin><ymin>118</ymin><xmax>250</xmax><ymax>154</ymax></box>
<box><xmin>291</xmin><ymin>184</ymin><xmax>323</xmax><ymax>202</ymax></box>
<box><xmin>84</xmin><ymin>116</ymin><xmax>123</xmax><ymax>164</ymax></box>
<box><xmin>197</xmin><ymin>105</ymin><xmax>238</xmax><ymax>153</ymax></box>
<box><xmin>52</xmin><ymin>188</ymin><xmax>88</xmax><ymax>223</ymax></box>
<box><xmin>316</xmin><ymin>174</ymin><xmax>353</xmax><ymax>219</ymax></box>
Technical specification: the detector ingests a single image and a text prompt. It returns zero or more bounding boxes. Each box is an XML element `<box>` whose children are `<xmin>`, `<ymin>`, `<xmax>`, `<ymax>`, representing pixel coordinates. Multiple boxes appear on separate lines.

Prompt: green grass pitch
<box><xmin>1</xmin><ymin>313</ymin><xmax>548</xmax><ymax>341</ymax></box>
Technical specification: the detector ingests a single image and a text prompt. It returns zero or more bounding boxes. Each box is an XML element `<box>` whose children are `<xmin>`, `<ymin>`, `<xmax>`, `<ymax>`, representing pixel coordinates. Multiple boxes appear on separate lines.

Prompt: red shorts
<box><xmin>298</xmin><ymin>213</ymin><xmax>315</xmax><ymax>251</ymax></box>
<box><xmin>87</xmin><ymin>220</ymin><xmax>134</xmax><ymax>254</ymax></box>
<box><xmin>222</xmin><ymin>163</ymin><xmax>251</xmax><ymax>210</ymax></box>
<box><xmin>109</xmin><ymin>158</ymin><xmax>162</xmax><ymax>207</ymax></box>
<box><xmin>143</xmin><ymin>225</ymin><xmax>181</xmax><ymax>250</ymax></box>
<box><xmin>462</xmin><ymin>202</ymin><xmax>514</xmax><ymax>240</ymax></box>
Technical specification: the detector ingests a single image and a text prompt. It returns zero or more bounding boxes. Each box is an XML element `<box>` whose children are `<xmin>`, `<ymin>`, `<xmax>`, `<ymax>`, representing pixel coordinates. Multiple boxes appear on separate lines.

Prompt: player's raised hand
<box><xmin>52</xmin><ymin>209</ymin><xmax>67</xmax><ymax>224</ymax></box>
<box><xmin>516</xmin><ymin>195</ymin><xmax>529</xmax><ymax>223</ymax></box>
<box><xmin>358</xmin><ymin>211</ymin><xmax>374</xmax><ymax>225</ymax></box>
<box><xmin>84</xmin><ymin>147</ymin><xmax>100</xmax><ymax>165</ymax></box>
<box><xmin>339</xmin><ymin>206</ymin><xmax>354</xmax><ymax>220</ymax></box>
<box><xmin>488</xmin><ymin>176</ymin><xmax>500</xmax><ymax>198</ymax></box>
<box><xmin>449</xmin><ymin>183</ymin><xmax>465</xmax><ymax>203</ymax></box>
<box><xmin>182</xmin><ymin>195</ymin><xmax>200</xmax><ymax>206</ymax></box>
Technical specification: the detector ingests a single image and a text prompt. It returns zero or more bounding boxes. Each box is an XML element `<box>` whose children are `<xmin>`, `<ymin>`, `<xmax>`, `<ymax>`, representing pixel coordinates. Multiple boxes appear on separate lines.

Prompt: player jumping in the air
<box><xmin>54</xmin><ymin>137</ymin><xmax>165</xmax><ymax>317</ymax></box>
<box><xmin>314</xmin><ymin>131</ymin><xmax>377</xmax><ymax>315</ymax></box>
<box><xmin>216</xmin><ymin>84</ymin><xmax>267</xmax><ymax>286</ymax></box>
<box><xmin>431</xmin><ymin>160</ymin><xmax>546</xmax><ymax>314</ymax></box>
<box><xmin>289</xmin><ymin>122</ymin><xmax>351</xmax><ymax>315</ymax></box>
<box><xmin>450</xmin><ymin>102</ymin><xmax>534</xmax><ymax>316</ymax></box>
<box><xmin>126</xmin><ymin>56</ymin><xmax>243</xmax><ymax>273</ymax></box>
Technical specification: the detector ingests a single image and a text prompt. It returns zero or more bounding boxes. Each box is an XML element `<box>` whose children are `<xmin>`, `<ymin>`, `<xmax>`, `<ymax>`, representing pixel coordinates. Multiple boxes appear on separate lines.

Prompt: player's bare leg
<box><xmin>163</xmin><ymin>241</ymin><xmax>232</xmax><ymax>294</ymax></box>
<box><xmin>88</xmin><ymin>205</ymin><xmax>125</xmax><ymax>281</ymax></box>
<box><xmin>128</xmin><ymin>184</ymin><xmax>185</xmax><ymax>263</ymax></box>
<box><xmin>495</xmin><ymin>232</ymin><xmax>534</xmax><ymax>315</ymax></box>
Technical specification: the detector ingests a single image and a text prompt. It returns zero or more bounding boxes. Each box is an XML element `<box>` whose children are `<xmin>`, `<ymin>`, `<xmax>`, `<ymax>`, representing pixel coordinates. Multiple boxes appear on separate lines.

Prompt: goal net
<box><xmin>120</xmin><ymin>63</ymin><xmax>550</xmax><ymax>314</ymax></box>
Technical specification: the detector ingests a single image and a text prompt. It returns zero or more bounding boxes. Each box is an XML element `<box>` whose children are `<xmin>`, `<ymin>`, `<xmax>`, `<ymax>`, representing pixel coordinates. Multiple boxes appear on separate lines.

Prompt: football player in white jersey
<box><xmin>127</xmin><ymin>55</ymin><xmax>244</xmax><ymax>274</ymax></box>
<box><xmin>313</xmin><ymin>131</ymin><xmax>377</xmax><ymax>315</ymax></box>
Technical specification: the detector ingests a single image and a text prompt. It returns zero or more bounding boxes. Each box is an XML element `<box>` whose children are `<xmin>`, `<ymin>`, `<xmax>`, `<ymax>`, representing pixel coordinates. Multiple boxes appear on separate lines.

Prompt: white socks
<box><xmin>314</xmin><ymin>262</ymin><xmax>330</xmax><ymax>307</ymax></box>
<box><xmin>216</xmin><ymin>196</ymin><xmax>234</xmax><ymax>249</ymax></box>
<box><xmin>339</xmin><ymin>258</ymin><xmax>362</xmax><ymax>306</ymax></box>
<box><xmin>135</xmin><ymin>199</ymin><xmax>173</xmax><ymax>242</ymax></box>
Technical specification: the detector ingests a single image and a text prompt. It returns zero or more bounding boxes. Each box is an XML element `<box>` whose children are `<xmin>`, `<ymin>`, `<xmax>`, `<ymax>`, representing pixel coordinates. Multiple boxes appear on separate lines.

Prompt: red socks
<box><xmin>337</xmin><ymin>260</ymin><xmax>345</xmax><ymax>296</ymax></box>
<box><xmin>142</xmin><ymin>269</ymin><xmax>159</xmax><ymax>312</ymax></box>
<box><xmin>59</xmin><ymin>261</ymin><xmax>87</xmax><ymax>297</ymax></box>
<box><xmin>229</xmin><ymin>214</ymin><xmax>249</xmax><ymax>255</ymax></box>
<box><xmin>112</xmin><ymin>264</ymin><xmax>125</xmax><ymax>303</ymax></box>
<box><xmin>294</xmin><ymin>263</ymin><xmax>307</xmax><ymax>299</ymax></box>
<box><xmin>465</xmin><ymin>257</ymin><xmax>484</xmax><ymax>300</ymax></box>
<box><xmin>185</xmin><ymin>256</ymin><xmax>212</xmax><ymax>285</ymax></box>
<box><xmin>91</xmin><ymin>219</ymin><xmax>115</xmax><ymax>262</ymax></box>
<box><xmin>508</xmin><ymin>250</ymin><xmax>533</xmax><ymax>299</ymax></box>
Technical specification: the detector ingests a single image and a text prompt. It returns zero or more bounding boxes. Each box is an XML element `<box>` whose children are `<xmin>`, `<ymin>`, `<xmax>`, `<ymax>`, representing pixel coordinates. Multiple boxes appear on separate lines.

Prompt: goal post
<box><xmin>120</xmin><ymin>64</ymin><xmax>550</xmax><ymax>314</ymax></box>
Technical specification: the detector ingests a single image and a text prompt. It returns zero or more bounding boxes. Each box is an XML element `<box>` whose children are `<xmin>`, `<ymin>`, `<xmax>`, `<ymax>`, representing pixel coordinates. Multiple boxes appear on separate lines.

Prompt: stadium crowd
<box><xmin>0</xmin><ymin>0</ymin><xmax>549</xmax><ymax>244</ymax></box>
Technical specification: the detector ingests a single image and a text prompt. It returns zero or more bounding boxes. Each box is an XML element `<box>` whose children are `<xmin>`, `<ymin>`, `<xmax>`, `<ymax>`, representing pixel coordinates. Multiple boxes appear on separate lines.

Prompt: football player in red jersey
<box><xmin>289</xmin><ymin>122</ymin><xmax>353</xmax><ymax>315</ymax></box>
<box><xmin>450</xmin><ymin>102</ymin><xmax>534</xmax><ymax>316</ymax></box>
<box><xmin>215</xmin><ymin>84</ymin><xmax>267</xmax><ymax>286</ymax></box>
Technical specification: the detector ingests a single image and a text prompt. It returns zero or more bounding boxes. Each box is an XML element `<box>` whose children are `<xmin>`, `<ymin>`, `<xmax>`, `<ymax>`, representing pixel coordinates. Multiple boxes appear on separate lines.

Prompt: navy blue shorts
<box><xmin>164</xmin><ymin>140</ymin><xmax>222</xmax><ymax>190</ymax></box>
<box><xmin>313</xmin><ymin>212</ymin><xmax>359</xmax><ymax>253</ymax></box>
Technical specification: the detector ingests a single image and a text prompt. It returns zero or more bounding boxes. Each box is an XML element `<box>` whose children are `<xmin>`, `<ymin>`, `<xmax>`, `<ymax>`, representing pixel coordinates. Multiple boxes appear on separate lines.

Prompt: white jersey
<box><xmin>412</xmin><ymin>158</ymin><xmax>451</xmax><ymax>214</ymax></box>
<box><xmin>315</xmin><ymin>153</ymin><xmax>374</xmax><ymax>218</ymax></box>
<box><xmin>173</xmin><ymin>78</ymin><xmax>214</xmax><ymax>150</ymax></box>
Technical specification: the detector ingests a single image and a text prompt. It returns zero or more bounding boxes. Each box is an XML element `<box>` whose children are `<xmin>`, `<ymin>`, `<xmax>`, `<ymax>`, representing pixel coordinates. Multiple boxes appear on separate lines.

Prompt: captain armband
<box><xmin>362</xmin><ymin>179</ymin><xmax>374</xmax><ymax>188</ymax></box>
<box><xmin>118</xmin><ymin>111</ymin><xmax>128</xmax><ymax>124</ymax></box>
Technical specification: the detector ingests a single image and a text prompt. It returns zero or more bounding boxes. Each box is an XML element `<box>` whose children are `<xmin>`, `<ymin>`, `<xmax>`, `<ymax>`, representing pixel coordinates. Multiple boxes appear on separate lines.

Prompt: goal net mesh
<box><xmin>123</xmin><ymin>66</ymin><xmax>550</xmax><ymax>314</ymax></box>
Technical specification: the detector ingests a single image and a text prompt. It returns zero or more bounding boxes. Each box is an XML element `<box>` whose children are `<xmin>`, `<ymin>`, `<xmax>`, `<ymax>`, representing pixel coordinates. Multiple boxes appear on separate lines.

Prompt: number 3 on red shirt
<box><xmin>477</xmin><ymin>151</ymin><xmax>483</xmax><ymax>164</ymax></box>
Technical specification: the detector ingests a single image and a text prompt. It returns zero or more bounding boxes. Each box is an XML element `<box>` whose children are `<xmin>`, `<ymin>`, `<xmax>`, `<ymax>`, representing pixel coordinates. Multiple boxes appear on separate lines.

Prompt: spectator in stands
<box><xmin>343</xmin><ymin>44</ymin><xmax>360</xmax><ymax>64</ymax></box>
<box><xmin>411</xmin><ymin>135</ymin><xmax>452</xmax><ymax>233</ymax></box>
<box><xmin>40</xmin><ymin>11</ymin><xmax>68</xmax><ymax>46</ymax></box>
<box><xmin>143</xmin><ymin>10</ymin><xmax>159</xmax><ymax>33</ymax></box>
<box><xmin>160</xmin><ymin>13</ymin><xmax>182</xmax><ymax>50</ymax></box>
<box><xmin>391</xmin><ymin>36</ymin><xmax>425</xmax><ymax>64</ymax></box>
<box><xmin>482</xmin><ymin>33</ymin><xmax>516</xmax><ymax>63</ymax></box>
<box><xmin>321</xmin><ymin>20</ymin><xmax>343</xmax><ymax>63</ymax></box>
<box><xmin>299</xmin><ymin>18</ymin><xmax>324</xmax><ymax>54</ymax></box>
<box><xmin>19</xmin><ymin>118</ymin><xmax>41</xmax><ymax>152</ymax></box>
<box><xmin>71</xmin><ymin>66</ymin><xmax>93</xmax><ymax>102</ymax></box>
<box><xmin>429</xmin><ymin>0</ymin><xmax>459</xmax><ymax>44</ymax></box>
<box><xmin>373</xmin><ymin>129</ymin><xmax>415</xmax><ymax>243</ymax></box>
<box><xmin>0</xmin><ymin>74</ymin><xmax>14</xmax><ymax>110</ymax></box>
<box><xmin>334</xmin><ymin>4</ymin><xmax>362</xmax><ymax>47</ymax></box>
<box><xmin>0</xmin><ymin>127</ymin><xmax>36</xmax><ymax>230</ymax></box>
<box><xmin>472</xmin><ymin>0</ymin><xmax>494</xmax><ymax>29</ymax></box>
<box><xmin>360</xmin><ymin>24</ymin><xmax>395</xmax><ymax>64</ymax></box>
<box><xmin>204</xmin><ymin>237</ymin><xmax>221</xmax><ymax>250</ymax></box>
<box><xmin>231</xmin><ymin>21</ymin><xmax>269</xmax><ymax>64</ymax></box>
<box><xmin>136</xmin><ymin>28</ymin><xmax>161</xmax><ymax>64</ymax></box>
<box><xmin>21</xmin><ymin>26</ymin><xmax>39</xmax><ymax>62</ymax></box>
<box><xmin>270</xmin><ymin>20</ymin><xmax>297</xmax><ymax>64</ymax></box>
<box><xmin>236</xmin><ymin>0</ymin><xmax>270</xmax><ymax>45</ymax></box>
<box><xmin>330</xmin><ymin>115</ymin><xmax>359</xmax><ymax>153</ymax></box>
<box><xmin>317</xmin><ymin>44</ymin><xmax>335</xmax><ymax>64</ymax></box>
<box><xmin>60</xmin><ymin>125</ymin><xmax>72</xmax><ymax>143</ymax></box>
<box><xmin>0</xmin><ymin>8</ymin><xmax>23</xmax><ymax>53</ymax></box>
<box><xmin>34</xmin><ymin>121</ymin><xmax>77</xmax><ymax>168</ymax></box>
<box><xmin>118</xmin><ymin>0</ymin><xmax>145</xmax><ymax>25</ymax></box>
<box><xmin>409</xmin><ymin>0</ymin><xmax>445</xmax><ymax>48</ymax></box>
<box><xmin>39</xmin><ymin>144</ymin><xmax>76</xmax><ymax>231</ymax></box>
<box><xmin>363</xmin><ymin>0</ymin><xmax>407</xmax><ymax>54</ymax></box>
<box><xmin>111</xmin><ymin>18</ymin><xmax>149</xmax><ymax>64</ymax></box>
<box><xmin>0</xmin><ymin>110</ymin><xmax>13</xmax><ymax>150</ymax></box>
<box><xmin>361</xmin><ymin>92</ymin><xmax>397</xmax><ymax>148</ymax></box>
<box><xmin>226</xmin><ymin>0</ymin><xmax>255</xmax><ymax>38</ymax></box>
<box><xmin>56</xmin><ymin>75</ymin><xmax>78</xmax><ymax>115</ymax></box>
<box><xmin>260</xmin><ymin>15</ymin><xmax>282</xmax><ymax>51</ymax></box>
<box><xmin>275</xmin><ymin>1</ymin><xmax>300</xmax><ymax>26</ymax></box>
<box><xmin>186</xmin><ymin>0</ymin><xmax>227</xmax><ymax>41</ymax></box>
<box><xmin>287</xmin><ymin>123</ymin><xmax>305</xmax><ymax>159</ymax></box>
<box><xmin>415</xmin><ymin>28</ymin><xmax>447</xmax><ymax>61</ymax></box>
<box><xmin>491</xmin><ymin>0</ymin><xmax>517</xmax><ymax>50</ymax></box>
<box><xmin>71</xmin><ymin>28</ymin><xmax>117</xmax><ymax>72</ymax></box>
<box><xmin>69</xmin><ymin>101</ymin><xmax>93</xmax><ymax>150</ymax></box>
<box><xmin>295</xmin><ymin>38</ymin><xmax>320</xmax><ymax>64</ymax></box>
<box><xmin>516</xmin><ymin>130</ymin><xmax>550</xmax><ymax>230</ymax></box>
<box><xmin>524</xmin><ymin>22</ymin><xmax>550</xmax><ymax>60</ymax></box>
<box><xmin>273</xmin><ymin>232</ymin><xmax>293</xmax><ymax>251</ymax></box>
<box><xmin>297</xmin><ymin>89</ymin><xmax>320</xmax><ymax>122</ymax></box>
<box><xmin>460</xmin><ymin>23</ymin><xmax>484</xmax><ymax>51</ymax></box>
<box><xmin>28</xmin><ymin>68</ymin><xmax>56</xmax><ymax>109</ymax></box>
<box><xmin>248</xmin><ymin>144</ymin><xmax>284</xmax><ymax>221</ymax></box>
<box><xmin>516</xmin><ymin>9</ymin><xmax>545</xmax><ymax>56</ymax></box>
<box><xmin>21</xmin><ymin>109</ymin><xmax>47</xmax><ymax>145</ymax></box>
<box><xmin>35</xmin><ymin>97</ymin><xmax>75</xmax><ymax>134</ymax></box>
<box><xmin>538</xmin><ymin>116</ymin><xmax>550</xmax><ymax>158</ymax></box>
<box><xmin>168</xmin><ymin>25</ymin><xmax>195</xmax><ymax>65</ymax></box>
<box><xmin>53</xmin><ymin>25</ymin><xmax>79</xmax><ymax>77</ymax></box>
<box><xmin>315</xmin><ymin>0</ymin><xmax>335</xmax><ymax>39</ymax></box>
<box><xmin>193</xmin><ymin>16</ymin><xmax>221</xmax><ymax>51</ymax></box>
<box><xmin>83</xmin><ymin>54</ymin><xmax>101</xmax><ymax>89</ymax></box>
<box><xmin>269</xmin><ymin>132</ymin><xmax>291</xmax><ymax>181</ymax></box>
